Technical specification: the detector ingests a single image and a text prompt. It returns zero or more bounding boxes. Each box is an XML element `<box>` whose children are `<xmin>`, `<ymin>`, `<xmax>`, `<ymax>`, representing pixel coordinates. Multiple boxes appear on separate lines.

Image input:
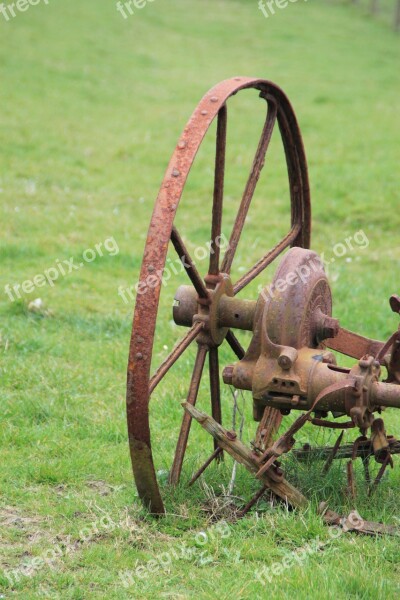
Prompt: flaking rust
<box><xmin>127</xmin><ymin>78</ymin><xmax>400</xmax><ymax>524</ymax></box>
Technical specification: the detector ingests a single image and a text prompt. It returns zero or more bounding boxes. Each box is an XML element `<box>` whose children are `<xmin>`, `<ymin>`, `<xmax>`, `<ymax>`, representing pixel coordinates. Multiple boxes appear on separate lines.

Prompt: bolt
<box><xmin>317</xmin><ymin>314</ymin><xmax>340</xmax><ymax>341</ymax></box>
<box><xmin>222</xmin><ymin>365</ymin><xmax>234</xmax><ymax>385</ymax></box>
<box><xmin>278</xmin><ymin>356</ymin><xmax>291</xmax><ymax>370</ymax></box>
<box><xmin>278</xmin><ymin>347</ymin><xmax>298</xmax><ymax>370</ymax></box>
<box><xmin>172</xmin><ymin>168</ymin><xmax>180</xmax><ymax>177</ymax></box>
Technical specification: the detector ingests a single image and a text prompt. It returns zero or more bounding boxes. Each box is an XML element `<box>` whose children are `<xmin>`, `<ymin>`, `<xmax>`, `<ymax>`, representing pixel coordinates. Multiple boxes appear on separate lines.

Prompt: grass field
<box><xmin>1</xmin><ymin>0</ymin><xmax>400</xmax><ymax>598</ymax></box>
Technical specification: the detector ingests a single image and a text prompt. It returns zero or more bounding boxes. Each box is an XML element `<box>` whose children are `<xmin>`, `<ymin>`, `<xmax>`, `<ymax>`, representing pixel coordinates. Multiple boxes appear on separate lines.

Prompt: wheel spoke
<box><xmin>233</xmin><ymin>223</ymin><xmax>300</xmax><ymax>294</ymax></box>
<box><xmin>225</xmin><ymin>329</ymin><xmax>245</xmax><ymax>359</ymax></box>
<box><xmin>209</xmin><ymin>347</ymin><xmax>222</xmax><ymax>452</ymax></box>
<box><xmin>171</xmin><ymin>226</ymin><xmax>209</xmax><ymax>299</ymax></box>
<box><xmin>209</xmin><ymin>105</ymin><xmax>227</xmax><ymax>276</ymax></box>
<box><xmin>221</xmin><ymin>101</ymin><xmax>278</xmax><ymax>274</ymax></box>
<box><xmin>169</xmin><ymin>344</ymin><xmax>208</xmax><ymax>485</ymax></box>
<box><xmin>149</xmin><ymin>321</ymin><xmax>204</xmax><ymax>394</ymax></box>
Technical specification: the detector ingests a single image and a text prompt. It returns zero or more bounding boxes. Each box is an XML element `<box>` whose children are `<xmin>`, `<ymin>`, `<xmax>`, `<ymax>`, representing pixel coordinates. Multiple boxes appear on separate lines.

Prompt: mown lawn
<box><xmin>1</xmin><ymin>1</ymin><xmax>400</xmax><ymax>598</ymax></box>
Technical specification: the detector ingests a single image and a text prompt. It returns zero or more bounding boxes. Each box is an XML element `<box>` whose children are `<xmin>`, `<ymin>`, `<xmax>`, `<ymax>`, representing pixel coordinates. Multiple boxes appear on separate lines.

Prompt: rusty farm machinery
<box><xmin>126</xmin><ymin>77</ymin><xmax>400</xmax><ymax>517</ymax></box>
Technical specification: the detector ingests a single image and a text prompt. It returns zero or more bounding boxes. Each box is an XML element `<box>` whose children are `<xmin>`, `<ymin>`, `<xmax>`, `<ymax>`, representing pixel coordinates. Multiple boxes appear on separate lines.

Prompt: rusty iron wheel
<box><xmin>127</xmin><ymin>77</ymin><xmax>312</xmax><ymax>514</ymax></box>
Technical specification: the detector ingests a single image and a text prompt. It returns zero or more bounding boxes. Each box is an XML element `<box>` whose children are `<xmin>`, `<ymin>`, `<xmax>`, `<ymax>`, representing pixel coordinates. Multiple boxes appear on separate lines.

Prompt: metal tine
<box><xmin>322</xmin><ymin>431</ymin><xmax>344</xmax><ymax>475</ymax></box>
<box><xmin>188</xmin><ymin>447</ymin><xmax>223</xmax><ymax>487</ymax></box>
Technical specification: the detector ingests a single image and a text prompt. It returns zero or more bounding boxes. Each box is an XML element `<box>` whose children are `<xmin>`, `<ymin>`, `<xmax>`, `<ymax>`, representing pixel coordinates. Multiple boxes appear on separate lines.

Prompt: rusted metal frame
<box><xmin>209</xmin><ymin>347</ymin><xmax>223</xmax><ymax>453</ymax></box>
<box><xmin>127</xmin><ymin>78</ymin><xmax>311</xmax><ymax>514</ymax></box>
<box><xmin>326</xmin><ymin>328</ymin><xmax>384</xmax><ymax>362</ymax></box>
<box><xmin>169</xmin><ymin>344</ymin><xmax>208</xmax><ymax>485</ymax></box>
<box><xmin>294</xmin><ymin>437</ymin><xmax>400</xmax><ymax>461</ymax></box>
<box><xmin>220</xmin><ymin>100</ymin><xmax>278</xmax><ymax>275</ymax></box>
<box><xmin>188</xmin><ymin>446</ymin><xmax>223</xmax><ymax>487</ymax></box>
<box><xmin>256</xmin><ymin>380</ymin><xmax>356</xmax><ymax>478</ymax></box>
<box><xmin>209</xmin><ymin>105</ymin><xmax>227</xmax><ymax>277</ymax></box>
<box><xmin>322</xmin><ymin>431</ymin><xmax>344</xmax><ymax>475</ymax></box>
<box><xmin>257</xmin><ymin>412</ymin><xmax>310</xmax><ymax>478</ymax></box>
<box><xmin>149</xmin><ymin>321</ymin><xmax>205</xmax><ymax>394</ymax></box>
<box><xmin>225</xmin><ymin>329</ymin><xmax>246</xmax><ymax>359</ymax></box>
<box><xmin>170</xmin><ymin>226</ymin><xmax>209</xmax><ymax>300</ymax></box>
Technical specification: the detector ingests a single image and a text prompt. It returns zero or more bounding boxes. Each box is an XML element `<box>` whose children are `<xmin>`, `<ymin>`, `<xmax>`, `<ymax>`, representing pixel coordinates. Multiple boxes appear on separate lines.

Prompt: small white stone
<box><xmin>28</xmin><ymin>298</ymin><xmax>44</xmax><ymax>312</ymax></box>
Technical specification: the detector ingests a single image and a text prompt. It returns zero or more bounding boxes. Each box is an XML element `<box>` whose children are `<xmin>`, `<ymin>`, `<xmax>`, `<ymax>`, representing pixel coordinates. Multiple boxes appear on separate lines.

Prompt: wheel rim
<box><xmin>126</xmin><ymin>77</ymin><xmax>311</xmax><ymax>514</ymax></box>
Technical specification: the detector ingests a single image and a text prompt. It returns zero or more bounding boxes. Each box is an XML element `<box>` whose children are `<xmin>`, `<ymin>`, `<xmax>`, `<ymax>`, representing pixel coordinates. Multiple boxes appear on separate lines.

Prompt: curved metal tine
<box><xmin>233</xmin><ymin>223</ymin><xmax>301</xmax><ymax>295</ymax></box>
<box><xmin>209</xmin><ymin>104</ymin><xmax>227</xmax><ymax>278</ymax></box>
<box><xmin>149</xmin><ymin>321</ymin><xmax>204</xmax><ymax>394</ymax></box>
<box><xmin>221</xmin><ymin>100</ymin><xmax>278</xmax><ymax>275</ymax></box>
<box><xmin>225</xmin><ymin>329</ymin><xmax>245</xmax><ymax>360</ymax></box>
<box><xmin>169</xmin><ymin>344</ymin><xmax>208</xmax><ymax>485</ymax></box>
<box><xmin>279</xmin><ymin>110</ymin><xmax>310</xmax><ymax>246</ymax></box>
<box><xmin>170</xmin><ymin>226</ymin><xmax>209</xmax><ymax>299</ymax></box>
<box><xmin>209</xmin><ymin>347</ymin><xmax>222</xmax><ymax>453</ymax></box>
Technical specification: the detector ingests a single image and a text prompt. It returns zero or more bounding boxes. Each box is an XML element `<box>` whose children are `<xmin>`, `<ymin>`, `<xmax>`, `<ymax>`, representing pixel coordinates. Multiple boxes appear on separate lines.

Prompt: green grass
<box><xmin>1</xmin><ymin>0</ymin><xmax>400</xmax><ymax>598</ymax></box>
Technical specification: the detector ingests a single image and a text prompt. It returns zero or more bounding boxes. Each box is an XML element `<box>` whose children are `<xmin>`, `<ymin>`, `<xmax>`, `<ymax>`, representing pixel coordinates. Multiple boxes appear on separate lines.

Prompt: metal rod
<box><xmin>225</xmin><ymin>330</ymin><xmax>245</xmax><ymax>359</ymax></box>
<box><xmin>169</xmin><ymin>344</ymin><xmax>208</xmax><ymax>485</ymax></box>
<box><xmin>170</xmin><ymin>226</ymin><xmax>209</xmax><ymax>299</ymax></box>
<box><xmin>149</xmin><ymin>321</ymin><xmax>204</xmax><ymax>394</ymax></box>
<box><xmin>322</xmin><ymin>431</ymin><xmax>344</xmax><ymax>475</ymax></box>
<box><xmin>188</xmin><ymin>447</ymin><xmax>223</xmax><ymax>486</ymax></box>
<box><xmin>346</xmin><ymin>460</ymin><xmax>356</xmax><ymax>499</ymax></box>
<box><xmin>209</xmin><ymin>105</ymin><xmax>227</xmax><ymax>276</ymax></box>
<box><xmin>238</xmin><ymin>484</ymin><xmax>269</xmax><ymax>518</ymax></box>
<box><xmin>294</xmin><ymin>438</ymin><xmax>400</xmax><ymax>461</ymax></box>
<box><xmin>221</xmin><ymin>102</ymin><xmax>277</xmax><ymax>274</ymax></box>
<box><xmin>369</xmin><ymin>453</ymin><xmax>392</xmax><ymax>496</ymax></box>
<box><xmin>209</xmin><ymin>347</ymin><xmax>223</xmax><ymax>454</ymax></box>
<box><xmin>233</xmin><ymin>224</ymin><xmax>300</xmax><ymax>294</ymax></box>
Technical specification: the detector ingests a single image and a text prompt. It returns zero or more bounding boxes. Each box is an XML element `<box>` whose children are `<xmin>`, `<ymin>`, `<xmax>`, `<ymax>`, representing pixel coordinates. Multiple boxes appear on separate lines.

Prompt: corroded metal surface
<box><xmin>127</xmin><ymin>77</ymin><xmax>311</xmax><ymax>513</ymax></box>
<box><xmin>127</xmin><ymin>78</ymin><xmax>400</xmax><ymax>517</ymax></box>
